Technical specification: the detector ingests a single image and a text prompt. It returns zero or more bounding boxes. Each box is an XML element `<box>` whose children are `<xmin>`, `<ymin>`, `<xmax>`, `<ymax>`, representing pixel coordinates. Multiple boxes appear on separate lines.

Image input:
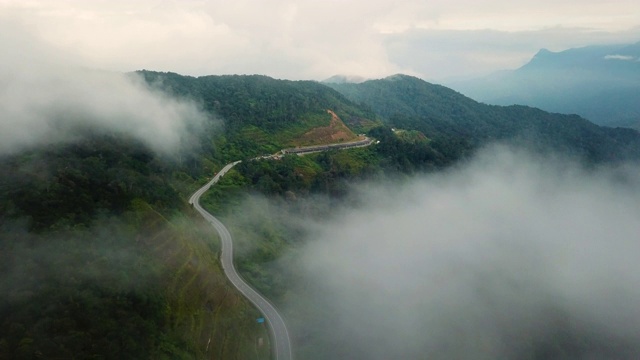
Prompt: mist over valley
<box><xmin>2</xmin><ymin>2</ymin><xmax>640</xmax><ymax>359</ymax></box>
<box><xmin>275</xmin><ymin>146</ymin><xmax>640</xmax><ymax>359</ymax></box>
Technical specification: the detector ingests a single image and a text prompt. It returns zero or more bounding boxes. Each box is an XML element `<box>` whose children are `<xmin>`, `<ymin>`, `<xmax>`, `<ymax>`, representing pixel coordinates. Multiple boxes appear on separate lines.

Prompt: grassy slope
<box><xmin>121</xmin><ymin>202</ymin><xmax>271</xmax><ymax>359</ymax></box>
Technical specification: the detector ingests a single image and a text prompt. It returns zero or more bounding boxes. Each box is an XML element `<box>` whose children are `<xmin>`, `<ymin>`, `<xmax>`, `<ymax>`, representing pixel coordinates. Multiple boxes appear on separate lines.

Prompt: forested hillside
<box><xmin>3</xmin><ymin>71</ymin><xmax>640</xmax><ymax>359</ymax></box>
<box><xmin>137</xmin><ymin>71</ymin><xmax>379</xmax><ymax>160</ymax></box>
<box><xmin>327</xmin><ymin>74</ymin><xmax>640</xmax><ymax>162</ymax></box>
<box><xmin>0</xmin><ymin>73</ymin><xmax>384</xmax><ymax>359</ymax></box>
<box><xmin>0</xmin><ymin>131</ymin><xmax>276</xmax><ymax>359</ymax></box>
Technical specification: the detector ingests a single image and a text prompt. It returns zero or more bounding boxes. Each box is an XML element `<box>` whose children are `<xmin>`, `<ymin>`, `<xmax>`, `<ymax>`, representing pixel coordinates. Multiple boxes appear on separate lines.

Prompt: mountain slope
<box><xmin>448</xmin><ymin>42</ymin><xmax>640</xmax><ymax>129</ymax></box>
<box><xmin>0</xmin><ymin>72</ymin><xmax>384</xmax><ymax>360</ymax></box>
<box><xmin>4</xmin><ymin>70</ymin><xmax>640</xmax><ymax>359</ymax></box>
<box><xmin>327</xmin><ymin>74</ymin><xmax>640</xmax><ymax>162</ymax></box>
<box><xmin>0</xmin><ymin>133</ymin><xmax>266</xmax><ymax>359</ymax></box>
<box><xmin>138</xmin><ymin>71</ymin><xmax>379</xmax><ymax>159</ymax></box>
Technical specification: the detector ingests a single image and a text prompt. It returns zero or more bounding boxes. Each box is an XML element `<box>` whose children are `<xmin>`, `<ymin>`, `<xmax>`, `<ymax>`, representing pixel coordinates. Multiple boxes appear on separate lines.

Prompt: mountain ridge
<box><xmin>3</xmin><ymin>69</ymin><xmax>640</xmax><ymax>359</ymax></box>
<box><xmin>327</xmin><ymin>74</ymin><xmax>640</xmax><ymax>162</ymax></box>
<box><xmin>447</xmin><ymin>42</ymin><xmax>640</xmax><ymax>129</ymax></box>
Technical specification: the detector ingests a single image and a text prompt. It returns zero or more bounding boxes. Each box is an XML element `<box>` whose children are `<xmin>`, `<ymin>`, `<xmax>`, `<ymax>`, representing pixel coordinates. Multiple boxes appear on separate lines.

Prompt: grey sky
<box><xmin>2</xmin><ymin>0</ymin><xmax>639</xmax><ymax>80</ymax></box>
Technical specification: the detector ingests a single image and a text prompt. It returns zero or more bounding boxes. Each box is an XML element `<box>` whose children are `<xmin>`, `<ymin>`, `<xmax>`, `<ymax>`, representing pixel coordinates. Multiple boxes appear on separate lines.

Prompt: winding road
<box><xmin>188</xmin><ymin>161</ymin><xmax>293</xmax><ymax>360</ymax></box>
<box><xmin>188</xmin><ymin>138</ymin><xmax>376</xmax><ymax>359</ymax></box>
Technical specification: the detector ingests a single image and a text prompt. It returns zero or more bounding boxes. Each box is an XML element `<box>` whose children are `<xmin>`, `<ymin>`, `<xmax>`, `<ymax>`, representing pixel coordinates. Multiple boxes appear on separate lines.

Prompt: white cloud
<box><xmin>388</xmin><ymin>27</ymin><xmax>640</xmax><ymax>80</ymax></box>
<box><xmin>0</xmin><ymin>1</ymin><xmax>638</xmax><ymax>80</ymax></box>
<box><xmin>0</xmin><ymin>18</ymin><xmax>208</xmax><ymax>155</ymax></box>
<box><xmin>605</xmin><ymin>54</ymin><xmax>636</xmax><ymax>60</ymax></box>
<box><xmin>285</xmin><ymin>146</ymin><xmax>640</xmax><ymax>358</ymax></box>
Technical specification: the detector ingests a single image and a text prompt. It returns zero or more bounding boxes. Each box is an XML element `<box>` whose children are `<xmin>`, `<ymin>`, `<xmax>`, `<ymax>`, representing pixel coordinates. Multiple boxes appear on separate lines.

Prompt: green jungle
<box><xmin>2</xmin><ymin>72</ymin><xmax>640</xmax><ymax>359</ymax></box>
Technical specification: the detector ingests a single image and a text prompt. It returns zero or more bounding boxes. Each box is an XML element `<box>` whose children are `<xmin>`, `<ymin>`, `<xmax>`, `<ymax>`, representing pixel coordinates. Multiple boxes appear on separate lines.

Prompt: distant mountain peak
<box><xmin>535</xmin><ymin>48</ymin><xmax>553</xmax><ymax>56</ymax></box>
<box><xmin>526</xmin><ymin>48</ymin><xmax>555</xmax><ymax>67</ymax></box>
<box><xmin>383</xmin><ymin>74</ymin><xmax>424</xmax><ymax>82</ymax></box>
<box><xmin>322</xmin><ymin>74</ymin><xmax>367</xmax><ymax>84</ymax></box>
<box><xmin>447</xmin><ymin>41</ymin><xmax>640</xmax><ymax>129</ymax></box>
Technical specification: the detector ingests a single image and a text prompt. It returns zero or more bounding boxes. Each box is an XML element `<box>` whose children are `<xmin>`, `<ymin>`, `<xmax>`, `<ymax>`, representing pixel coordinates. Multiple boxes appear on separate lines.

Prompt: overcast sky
<box><xmin>2</xmin><ymin>0</ymin><xmax>639</xmax><ymax>80</ymax></box>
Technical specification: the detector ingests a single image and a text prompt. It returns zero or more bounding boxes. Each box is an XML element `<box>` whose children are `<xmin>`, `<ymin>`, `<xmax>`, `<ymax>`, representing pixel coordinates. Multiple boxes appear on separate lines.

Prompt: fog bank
<box><xmin>0</xmin><ymin>21</ymin><xmax>207</xmax><ymax>155</ymax></box>
<box><xmin>286</xmin><ymin>147</ymin><xmax>640</xmax><ymax>359</ymax></box>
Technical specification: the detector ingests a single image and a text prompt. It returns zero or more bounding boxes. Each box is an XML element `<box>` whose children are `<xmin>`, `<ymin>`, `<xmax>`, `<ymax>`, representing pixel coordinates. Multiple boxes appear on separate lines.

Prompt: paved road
<box><xmin>282</xmin><ymin>137</ymin><xmax>374</xmax><ymax>155</ymax></box>
<box><xmin>189</xmin><ymin>161</ymin><xmax>293</xmax><ymax>360</ymax></box>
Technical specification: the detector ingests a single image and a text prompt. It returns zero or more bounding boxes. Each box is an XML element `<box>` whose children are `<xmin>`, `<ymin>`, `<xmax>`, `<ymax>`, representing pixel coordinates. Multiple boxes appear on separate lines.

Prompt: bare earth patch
<box><xmin>293</xmin><ymin>110</ymin><xmax>364</xmax><ymax>146</ymax></box>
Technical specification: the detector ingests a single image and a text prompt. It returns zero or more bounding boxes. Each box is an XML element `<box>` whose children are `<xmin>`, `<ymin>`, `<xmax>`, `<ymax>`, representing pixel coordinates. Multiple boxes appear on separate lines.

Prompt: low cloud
<box><xmin>0</xmin><ymin>19</ymin><xmax>208</xmax><ymax>155</ymax></box>
<box><xmin>282</xmin><ymin>146</ymin><xmax>640</xmax><ymax>359</ymax></box>
<box><xmin>605</xmin><ymin>54</ymin><xmax>636</xmax><ymax>61</ymax></box>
